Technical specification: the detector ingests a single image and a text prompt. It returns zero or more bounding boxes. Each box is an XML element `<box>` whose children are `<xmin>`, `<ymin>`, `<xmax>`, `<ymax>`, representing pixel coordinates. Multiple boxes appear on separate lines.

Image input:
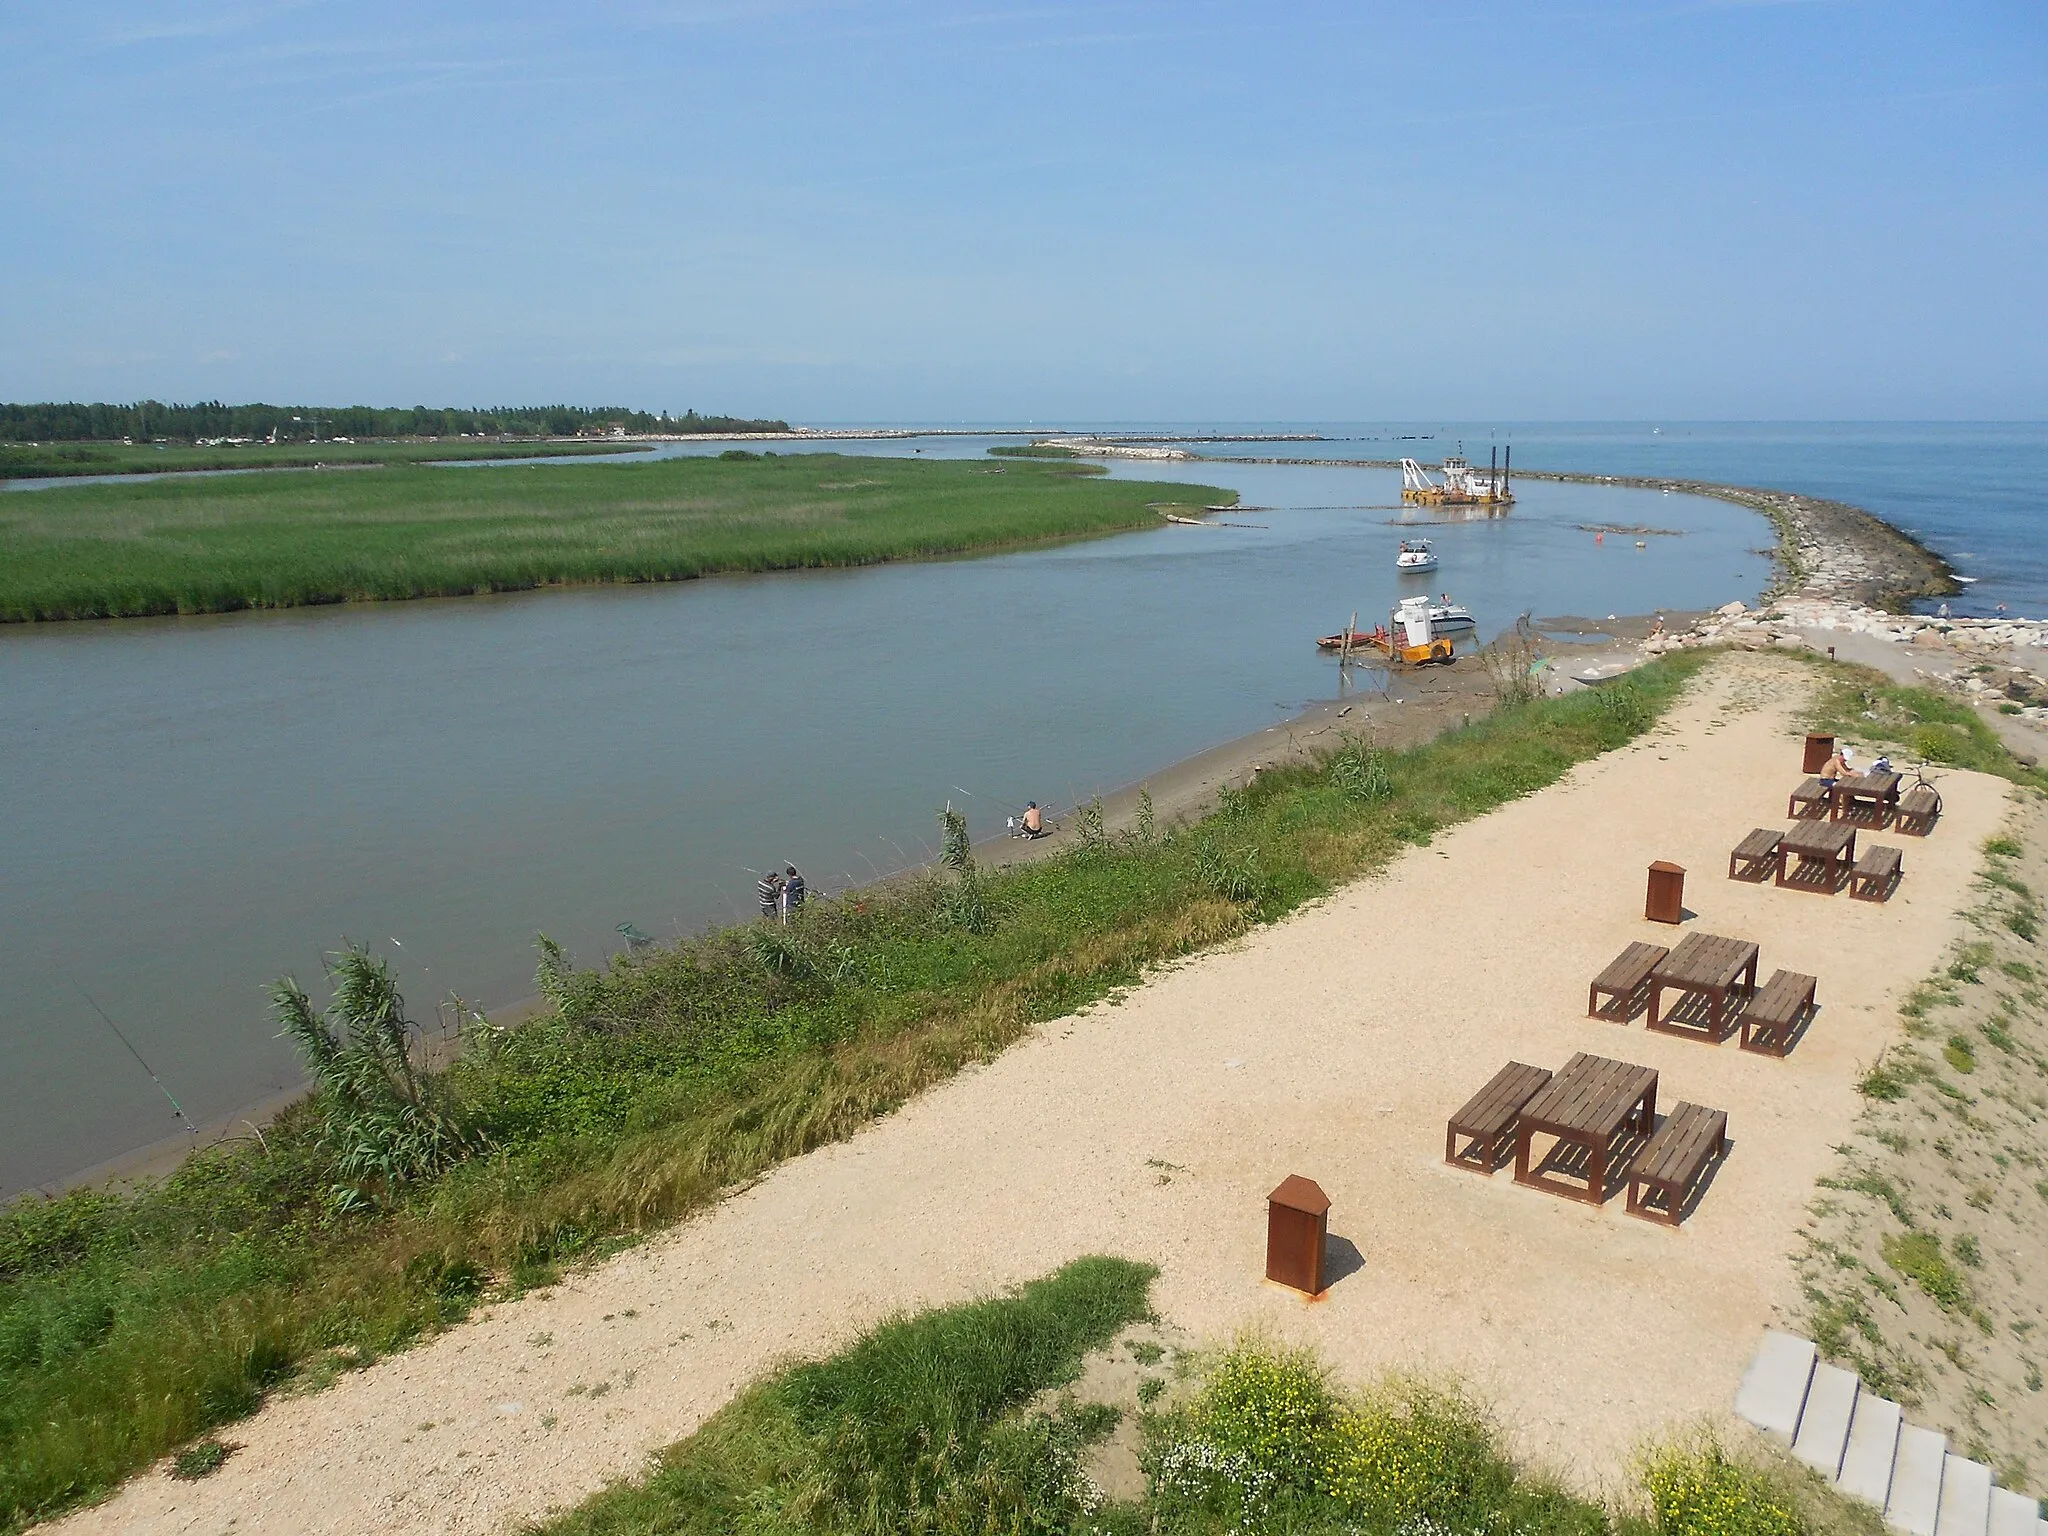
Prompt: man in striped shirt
<box><xmin>756</xmin><ymin>868</ymin><xmax>783</xmax><ymax>920</ymax></box>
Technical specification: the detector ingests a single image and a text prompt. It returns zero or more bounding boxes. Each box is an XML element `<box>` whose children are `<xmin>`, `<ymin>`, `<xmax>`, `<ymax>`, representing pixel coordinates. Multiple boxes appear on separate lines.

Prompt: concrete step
<box><xmin>1838</xmin><ymin>1393</ymin><xmax>1904</xmax><ymax>1508</ymax></box>
<box><xmin>1887</xmin><ymin>1424</ymin><xmax>1948</xmax><ymax>1536</ymax></box>
<box><xmin>1792</xmin><ymin>1363</ymin><xmax>1862</xmax><ymax>1479</ymax></box>
<box><xmin>1938</xmin><ymin>1458</ymin><xmax>1993</xmax><ymax>1536</ymax></box>
<box><xmin>1736</xmin><ymin>1329</ymin><xmax>1818</xmax><ymax>1443</ymax></box>
<box><xmin>1986</xmin><ymin>1488</ymin><xmax>2041</xmax><ymax>1536</ymax></box>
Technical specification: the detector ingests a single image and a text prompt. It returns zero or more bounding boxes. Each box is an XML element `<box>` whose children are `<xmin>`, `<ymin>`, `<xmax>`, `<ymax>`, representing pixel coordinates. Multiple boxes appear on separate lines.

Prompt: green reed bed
<box><xmin>0</xmin><ymin>437</ymin><xmax>640</xmax><ymax>480</ymax></box>
<box><xmin>0</xmin><ymin>454</ymin><xmax>1219</xmax><ymax>622</ymax></box>
<box><xmin>529</xmin><ymin>1257</ymin><xmax>1857</xmax><ymax>1536</ymax></box>
<box><xmin>0</xmin><ymin>653</ymin><xmax>1712</xmax><ymax>1529</ymax></box>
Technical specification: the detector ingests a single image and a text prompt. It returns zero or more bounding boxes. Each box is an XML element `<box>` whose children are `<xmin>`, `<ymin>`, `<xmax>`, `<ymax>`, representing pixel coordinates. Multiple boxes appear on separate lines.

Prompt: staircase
<box><xmin>1735</xmin><ymin>1331</ymin><xmax>2043</xmax><ymax>1536</ymax></box>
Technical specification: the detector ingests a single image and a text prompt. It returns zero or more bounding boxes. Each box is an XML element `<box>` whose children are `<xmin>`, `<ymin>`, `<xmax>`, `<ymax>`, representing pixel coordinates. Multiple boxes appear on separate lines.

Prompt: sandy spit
<box><xmin>48</xmin><ymin>653</ymin><xmax>2011</xmax><ymax>1536</ymax></box>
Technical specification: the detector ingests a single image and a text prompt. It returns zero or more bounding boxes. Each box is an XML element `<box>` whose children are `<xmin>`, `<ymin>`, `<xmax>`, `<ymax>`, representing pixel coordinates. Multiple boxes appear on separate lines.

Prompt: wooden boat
<box><xmin>1317</xmin><ymin>625</ymin><xmax>1389</xmax><ymax>652</ymax></box>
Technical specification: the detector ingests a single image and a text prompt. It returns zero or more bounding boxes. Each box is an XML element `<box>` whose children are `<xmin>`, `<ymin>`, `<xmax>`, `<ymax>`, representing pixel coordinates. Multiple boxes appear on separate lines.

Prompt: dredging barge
<box><xmin>1401</xmin><ymin>445</ymin><xmax>1515</xmax><ymax>507</ymax></box>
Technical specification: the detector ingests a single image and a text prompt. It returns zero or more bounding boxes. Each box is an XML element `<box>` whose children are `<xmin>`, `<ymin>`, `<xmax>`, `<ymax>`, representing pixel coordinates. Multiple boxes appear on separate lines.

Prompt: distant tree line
<box><xmin>0</xmin><ymin>401</ymin><xmax>790</xmax><ymax>442</ymax></box>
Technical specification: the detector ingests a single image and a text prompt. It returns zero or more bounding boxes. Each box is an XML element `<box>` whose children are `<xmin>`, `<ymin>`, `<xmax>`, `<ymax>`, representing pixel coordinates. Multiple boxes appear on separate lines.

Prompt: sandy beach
<box><xmin>48</xmin><ymin>651</ymin><xmax>2013</xmax><ymax>1536</ymax></box>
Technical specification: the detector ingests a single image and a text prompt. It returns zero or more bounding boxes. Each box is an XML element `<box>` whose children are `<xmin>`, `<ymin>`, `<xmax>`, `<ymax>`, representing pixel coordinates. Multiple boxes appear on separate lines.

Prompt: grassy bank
<box><xmin>0</xmin><ymin>438</ymin><xmax>642</xmax><ymax>480</ymax></box>
<box><xmin>529</xmin><ymin>1258</ymin><xmax>1861</xmax><ymax>1536</ymax></box>
<box><xmin>0</xmin><ymin>653</ymin><xmax>1711</xmax><ymax>1529</ymax></box>
<box><xmin>1806</xmin><ymin>661</ymin><xmax>2048</xmax><ymax>788</ymax></box>
<box><xmin>0</xmin><ymin>453</ymin><xmax>1220</xmax><ymax>622</ymax></box>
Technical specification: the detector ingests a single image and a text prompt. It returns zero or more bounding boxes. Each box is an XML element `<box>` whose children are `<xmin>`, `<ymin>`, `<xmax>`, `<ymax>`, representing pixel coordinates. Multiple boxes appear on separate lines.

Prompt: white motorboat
<box><xmin>1395</xmin><ymin>537</ymin><xmax>1438</xmax><ymax>573</ymax></box>
<box><xmin>1395</xmin><ymin>594</ymin><xmax>1474</xmax><ymax>634</ymax></box>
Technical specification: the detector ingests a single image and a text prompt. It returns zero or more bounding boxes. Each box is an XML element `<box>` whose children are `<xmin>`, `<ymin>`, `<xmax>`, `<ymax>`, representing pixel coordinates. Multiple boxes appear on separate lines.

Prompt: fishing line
<box><xmin>70</xmin><ymin>979</ymin><xmax>197</xmax><ymax>1138</ymax></box>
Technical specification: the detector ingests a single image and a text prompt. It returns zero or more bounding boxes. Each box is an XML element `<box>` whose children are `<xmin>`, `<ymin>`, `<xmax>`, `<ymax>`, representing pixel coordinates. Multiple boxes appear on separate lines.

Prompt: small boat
<box><xmin>1317</xmin><ymin>624</ymin><xmax>1389</xmax><ymax>652</ymax></box>
<box><xmin>1395</xmin><ymin>537</ymin><xmax>1438</xmax><ymax>573</ymax></box>
<box><xmin>1425</xmin><ymin>593</ymin><xmax>1474</xmax><ymax>630</ymax></box>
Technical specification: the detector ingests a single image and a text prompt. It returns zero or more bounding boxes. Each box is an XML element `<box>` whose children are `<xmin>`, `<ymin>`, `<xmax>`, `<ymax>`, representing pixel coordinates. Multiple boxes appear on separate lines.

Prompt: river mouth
<box><xmin>0</xmin><ymin>441</ymin><xmax>1773</xmax><ymax>1197</ymax></box>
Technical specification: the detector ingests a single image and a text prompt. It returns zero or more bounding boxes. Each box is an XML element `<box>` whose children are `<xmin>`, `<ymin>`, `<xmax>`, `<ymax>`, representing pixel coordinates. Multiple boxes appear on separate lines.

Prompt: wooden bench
<box><xmin>1851</xmin><ymin>844</ymin><xmax>1902</xmax><ymax>902</ymax></box>
<box><xmin>1587</xmin><ymin>941</ymin><xmax>1670</xmax><ymax>1021</ymax></box>
<box><xmin>1788</xmin><ymin>778</ymin><xmax>1831</xmax><ymax>820</ymax></box>
<box><xmin>1739</xmin><ymin>969</ymin><xmax>1818</xmax><ymax>1057</ymax></box>
<box><xmin>1728</xmin><ymin>827</ymin><xmax>1784</xmax><ymax>882</ymax></box>
<box><xmin>1625</xmin><ymin>1102</ymin><xmax>1728</xmax><ymax>1226</ymax></box>
<box><xmin>1446</xmin><ymin>1061</ymin><xmax>1552</xmax><ymax>1173</ymax></box>
<box><xmin>1894</xmin><ymin>786</ymin><xmax>1942</xmax><ymax>836</ymax></box>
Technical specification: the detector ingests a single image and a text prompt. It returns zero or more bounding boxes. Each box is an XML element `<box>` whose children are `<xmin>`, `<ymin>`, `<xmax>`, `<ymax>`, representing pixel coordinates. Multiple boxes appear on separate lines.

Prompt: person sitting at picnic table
<box><xmin>1820</xmin><ymin>748</ymin><xmax>1848</xmax><ymax>793</ymax></box>
<box><xmin>780</xmin><ymin>864</ymin><xmax>807</xmax><ymax>921</ymax></box>
<box><xmin>756</xmin><ymin>867</ymin><xmax>784</xmax><ymax>920</ymax></box>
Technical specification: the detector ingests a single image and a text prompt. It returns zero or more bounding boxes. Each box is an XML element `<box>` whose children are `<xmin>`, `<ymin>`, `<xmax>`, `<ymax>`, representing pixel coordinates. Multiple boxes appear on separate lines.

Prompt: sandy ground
<box><xmin>1794</xmin><ymin>792</ymin><xmax>2048</xmax><ymax>1485</ymax></box>
<box><xmin>50</xmin><ymin>653</ymin><xmax>2014</xmax><ymax>1536</ymax></box>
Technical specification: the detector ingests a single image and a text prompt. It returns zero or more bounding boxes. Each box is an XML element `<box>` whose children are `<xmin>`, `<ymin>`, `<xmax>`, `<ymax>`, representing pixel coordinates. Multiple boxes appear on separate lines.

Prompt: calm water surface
<box><xmin>2</xmin><ymin>452</ymin><xmax>1771</xmax><ymax>1194</ymax></box>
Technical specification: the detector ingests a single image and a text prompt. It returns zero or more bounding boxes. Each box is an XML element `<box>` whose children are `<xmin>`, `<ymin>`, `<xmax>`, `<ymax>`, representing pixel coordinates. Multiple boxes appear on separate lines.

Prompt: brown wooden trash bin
<box><xmin>1803</xmin><ymin>733</ymin><xmax>1836</xmax><ymax>774</ymax></box>
<box><xmin>1646</xmin><ymin>861</ymin><xmax>1686</xmax><ymax>925</ymax></box>
<box><xmin>1265</xmin><ymin>1175</ymin><xmax>1329</xmax><ymax>1296</ymax></box>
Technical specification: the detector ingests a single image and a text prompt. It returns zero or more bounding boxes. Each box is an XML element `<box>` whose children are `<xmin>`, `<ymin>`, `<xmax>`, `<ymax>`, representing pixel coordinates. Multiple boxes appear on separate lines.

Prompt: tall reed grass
<box><xmin>0</xmin><ymin>455</ymin><xmax>1217</xmax><ymax>621</ymax></box>
<box><xmin>0</xmin><ymin>654</ymin><xmax>1715</xmax><ymax>1529</ymax></box>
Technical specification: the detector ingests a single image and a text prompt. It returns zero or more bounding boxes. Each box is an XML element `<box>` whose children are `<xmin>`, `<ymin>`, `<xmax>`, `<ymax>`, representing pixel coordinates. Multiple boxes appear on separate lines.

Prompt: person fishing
<box><xmin>1021</xmin><ymin>801</ymin><xmax>1044</xmax><ymax>838</ymax></box>
<box><xmin>780</xmin><ymin>864</ymin><xmax>807</xmax><ymax>921</ymax></box>
<box><xmin>756</xmin><ymin>867</ymin><xmax>784</xmax><ymax>920</ymax></box>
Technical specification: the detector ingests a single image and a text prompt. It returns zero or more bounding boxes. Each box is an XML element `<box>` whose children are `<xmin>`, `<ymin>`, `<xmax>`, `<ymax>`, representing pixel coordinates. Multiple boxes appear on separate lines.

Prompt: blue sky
<box><xmin>1</xmin><ymin>2</ymin><xmax>2042</xmax><ymax>421</ymax></box>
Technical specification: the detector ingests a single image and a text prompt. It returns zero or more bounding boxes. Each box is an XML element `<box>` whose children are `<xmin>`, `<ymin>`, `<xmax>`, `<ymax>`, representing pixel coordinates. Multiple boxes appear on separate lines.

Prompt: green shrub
<box><xmin>1882</xmin><ymin>1232</ymin><xmax>1968</xmax><ymax>1310</ymax></box>
<box><xmin>1327</xmin><ymin>738</ymin><xmax>1393</xmax><ymax>803</ymax></box>
<box><xmin>1641</xmin><ymin>1443</ymin><xmax>1802</xmax><ymax>1536</ymax></box>
<box><xmin>1857</xmin><ymin>1057</ymin><xmax>1907</xmax><ymax>1101</ymax></box>
<box><xmin>169</xmin><ymin>1439</ymin><xmax>231</xmax><ymax>1480</ymax></box>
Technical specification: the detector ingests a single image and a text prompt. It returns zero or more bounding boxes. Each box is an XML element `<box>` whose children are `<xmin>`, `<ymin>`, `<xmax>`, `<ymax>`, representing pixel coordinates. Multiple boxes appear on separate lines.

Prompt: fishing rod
<box><xmin>71</xmin><ymin>980</ymin><xmax>197</xmax><ymax>1138</ymax></box>
<box><xmin>951</xmin><ymin>784</ymin><xmax>1031</xmax><ymax>816</ymax></box>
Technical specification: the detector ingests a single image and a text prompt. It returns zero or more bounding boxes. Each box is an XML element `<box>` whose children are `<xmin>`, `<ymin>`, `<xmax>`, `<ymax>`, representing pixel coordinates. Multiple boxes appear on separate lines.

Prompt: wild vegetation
<box><xmin>1807</xmin><ymin>665</ymin><xmax>2046</xmax><ymax>789</ymax></box>
<box><xmin>529</xmin><ymin>1263</ymin><xmax>1867</xmax><ymax>1536</ymax></box>
<box><xmin>0</xmin><ymin>453</ymin><xmax>1219</xmax><ymax>622</ymax></box>
<box><xmin>0</xmin><ymin>400</ymin><xmax>785</xmax><ymax>445</ymax></box>
<box><xmin>0</xmin><ymin>436</ymin><xmax>640</xmax><ymax>480</ymax></box>
<box><xmin>0</xmin><ymin>651</ymin><xmax>1711</xmax><ymax>1529</ymax></box>
<box><xmin>1800</xmin><ymin>799</ymin><xmax>2048</xmax><ymax>1489</ymax></box>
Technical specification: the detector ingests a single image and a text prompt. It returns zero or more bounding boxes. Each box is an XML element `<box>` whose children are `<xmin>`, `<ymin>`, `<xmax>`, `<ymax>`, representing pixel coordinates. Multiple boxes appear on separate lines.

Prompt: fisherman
<box><xmin>1021</xmin><ymin>801</ymin><xmax>1044</xmax><ymax>837</ymax></box>
<box><xmin>756</xmin><ymin>867</ymin><xmax>784</xmax><ymax>920</ymax></box>
<box><xmin>780</xmin><ymin>864</ymin><xmax>807</xmax><ymax>921</ymax></box>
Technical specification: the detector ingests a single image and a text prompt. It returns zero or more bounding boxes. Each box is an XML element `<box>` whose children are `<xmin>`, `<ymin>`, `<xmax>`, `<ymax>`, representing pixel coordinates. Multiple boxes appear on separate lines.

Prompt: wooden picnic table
<box><xmin>1832</xmin><ymin>769</ymin><xmax>1901</xmax><ymax>826</ymax></box>
<box><xmin>1647</xmin><ymin>932</ymin><xmax>1760</xmax><ymax>1040</ymax></box>
<box><xmin>1778</xmin><ymin>819</ymin><xmax>1856</xmax><ymax>893</ymax></box>
<box><xmin>1513</xmin><ymin>1052</ymin><xmax>1658</xmax><ymax>1205</ymax></box>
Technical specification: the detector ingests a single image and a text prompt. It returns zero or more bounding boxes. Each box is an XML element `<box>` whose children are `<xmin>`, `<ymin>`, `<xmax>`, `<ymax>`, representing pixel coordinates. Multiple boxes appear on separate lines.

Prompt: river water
<box><xmin>2</xmin><ymin>445</ymin><xmax>1774</xmax><ymax>1195</ymax></box>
